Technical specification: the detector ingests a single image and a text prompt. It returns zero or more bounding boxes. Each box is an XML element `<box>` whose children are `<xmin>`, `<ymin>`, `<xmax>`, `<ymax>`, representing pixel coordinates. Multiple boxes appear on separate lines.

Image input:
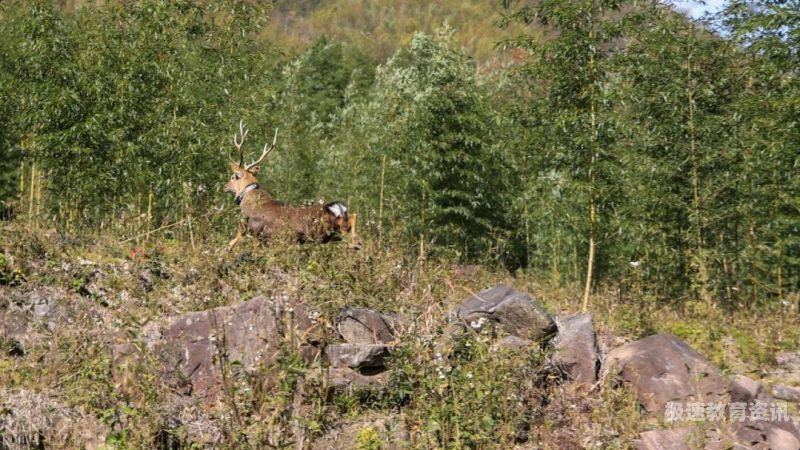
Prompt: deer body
<box><xmin>237</xmin><ymin>187</ymin><xmax>348</xmax><ymax>243</ymax></box>
<box><xmin>223</xmin><ymin>123</ymin><xmax>353</xmax><ymax>248</ymax></box>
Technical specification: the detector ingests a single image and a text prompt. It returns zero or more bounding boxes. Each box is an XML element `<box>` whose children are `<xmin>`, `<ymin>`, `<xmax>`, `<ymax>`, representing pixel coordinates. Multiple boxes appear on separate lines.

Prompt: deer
<box><xmin>223</xmin><ymin>122</ymin><xmax>356</xmax><ymax>249</ymax></box>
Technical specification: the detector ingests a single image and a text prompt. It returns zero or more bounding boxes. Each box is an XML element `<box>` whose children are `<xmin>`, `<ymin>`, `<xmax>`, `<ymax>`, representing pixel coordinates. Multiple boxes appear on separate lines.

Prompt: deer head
<box><xmin>224</xmin><ymin>121</ymin><xmax>278</xmax><ymax>202</ymax></box>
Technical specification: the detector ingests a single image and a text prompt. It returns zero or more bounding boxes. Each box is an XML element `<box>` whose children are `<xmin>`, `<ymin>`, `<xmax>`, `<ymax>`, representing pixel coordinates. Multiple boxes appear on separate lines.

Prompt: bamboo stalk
<box><xmin>378</xmin><ymin>154</ymin><xmax>387</xmax><ymax>243</ymax></box>
<box><xmin>187</xmin><ymin>207</ymin><xmax>196</xmax><ymax>251</ymax></box>
<box><xmin>28</xmin><ymin>162</ymin><xmax>36</xmax><ymax>227</ymax></box>
<box><xmin>35</xmin><ymin>168</ymin><xmax>42</xmax><ymax>228</ymax></box>
<box><xmin>136</xmin><ymin>192</ymin><xmax>142</xmax><ymax>244</ymax></box>
<box><xmin>582</xmin><ymin>5</ymin><xmax>598</xmax><ymax>313</ymax></box>
<box><xmin>18</xmin><ymin>161</ymin><xmax>24</xmax><ymax>205</ymax></box>
<box><xmin>146</xmin><ymin>189</ymin><xmax>153</xmax><ymax>242</ymax></box>
<box><xmin>776</xmin><ymin>241</ymin><xmax>783</xmax><ymax>302</ymax></box>
<box><xmin>119</xmin><ymin>207</ymin><xmax>234</xmax><ymax>244</ymax></box>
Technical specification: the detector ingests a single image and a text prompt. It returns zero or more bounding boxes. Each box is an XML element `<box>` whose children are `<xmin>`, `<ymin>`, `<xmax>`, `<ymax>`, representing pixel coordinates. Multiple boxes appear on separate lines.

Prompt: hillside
<box><xmin>264</xmin><ymin>0</ymin><xmax>535</xmax><ymax>67</ymax></box>
<box><xmin>1</xmin><ymin>223</ymin><xmax>799</xmax><ymax>448</ymax></box>
<box><xmin>1</xmin><ymin>0</ymin><xmax>800</xmax><ymax>448</ymax></box>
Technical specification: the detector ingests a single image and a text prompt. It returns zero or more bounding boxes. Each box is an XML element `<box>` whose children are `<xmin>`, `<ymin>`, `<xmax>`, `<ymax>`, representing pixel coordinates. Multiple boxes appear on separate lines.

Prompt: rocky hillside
<box><xmin>1</xmin><ymin>224</ymin><xmax>799</xmax><ymax>449</ymax></box>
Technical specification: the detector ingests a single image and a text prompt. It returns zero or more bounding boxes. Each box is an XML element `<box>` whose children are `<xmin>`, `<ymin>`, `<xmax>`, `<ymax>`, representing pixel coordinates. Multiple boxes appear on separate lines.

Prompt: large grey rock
<box><xmin>325</xmin><ymin>343</ymin><xmax>390</xmax><ymax>369</ymax></box>
<box><xmin>455</xmin><ymin>285</ymin><xmax>556</xmax><ymax>341</ymax></box>
<box><xmin>633</xmin><ymin>428</ymin><xmax>695</xmax><ymax>450</ymax></box>
<box><xmin>602</xmin><ymin>333</ymin><xmax>728</xmax><ymax>414</ymax></box>
<box><xmin>552</xmin><ymin>313</ymin><xmax>600</xmax><ymax>387</ymax></box>
<box><xmin>336</xmin><ymin>307</ymin><xmax>394</xmax><ymax>344</ymax></box>
<box><xmin>309</xmin><ymin>367</ymin><xmax>390</xmax><ymax>393</ymax></box>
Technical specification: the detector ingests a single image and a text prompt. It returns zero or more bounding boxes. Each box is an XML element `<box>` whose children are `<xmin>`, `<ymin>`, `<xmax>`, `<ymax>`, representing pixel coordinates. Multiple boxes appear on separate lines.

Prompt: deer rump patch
<box><xmin>324</xmin><ymin>201</ymin><xmax>350</xmax><ymax>233</ymax></box>
<box><xmin>325</xmin><ymin>202</ymin><xmax>347</xmax><ymax>218</ymax></box>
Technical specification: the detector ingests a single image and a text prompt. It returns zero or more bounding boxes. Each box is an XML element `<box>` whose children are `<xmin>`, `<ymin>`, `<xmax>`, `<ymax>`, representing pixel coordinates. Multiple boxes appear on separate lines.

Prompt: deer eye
<box><xmin>232</xmin><ymin>173</ymin><xmax>241</xmax><ymax>180</ymax></box>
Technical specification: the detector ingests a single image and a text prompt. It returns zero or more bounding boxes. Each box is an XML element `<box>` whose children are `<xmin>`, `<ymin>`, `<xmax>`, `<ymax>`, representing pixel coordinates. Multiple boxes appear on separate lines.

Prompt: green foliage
<box><xmin>334</xmin><ymin>31</ymin><xmax>508</xmax><ymax>259</ymax></box>
<box><xmin>0</xmin><ymin>0</ymin><xmax>279</xmax><ymax>224</ymax></box>
<box><xmin>0</xmin><ymin>254</ymin><xmax>24</xmax><ymax>286</ymax></box>
<box><xmin>389</xmin><ymin>327</ymin><xmax>550</xmax><ymax>448</ymax></box>
<box><xmin>1</xmin><ymin>0</ymin><xmax>799</xmax><ymax>304</ymax></box>
<box><xmin>268</xmin><ymin>36</ymin><xmax>373</xmax><ymax>203</ymax></box>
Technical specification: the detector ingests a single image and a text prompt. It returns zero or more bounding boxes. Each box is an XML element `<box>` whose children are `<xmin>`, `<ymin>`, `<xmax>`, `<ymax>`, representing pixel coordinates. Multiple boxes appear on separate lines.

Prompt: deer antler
<box><xmin>244</xmin><ymin>128</ymin><xmax>279</xmax><ymax>171</ymax></box>
<box><xmin>229</xmin><ymin>120</ymin><xmax>249</xmax><ymax>166</ymax></box>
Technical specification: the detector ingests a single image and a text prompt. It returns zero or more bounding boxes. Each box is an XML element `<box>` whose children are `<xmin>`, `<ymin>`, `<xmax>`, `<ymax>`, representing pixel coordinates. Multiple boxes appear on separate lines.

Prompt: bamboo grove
<box><xmin>0</xmin><ymin>0</ymin><xmax>798</xmax><ymax>308</ymax></box>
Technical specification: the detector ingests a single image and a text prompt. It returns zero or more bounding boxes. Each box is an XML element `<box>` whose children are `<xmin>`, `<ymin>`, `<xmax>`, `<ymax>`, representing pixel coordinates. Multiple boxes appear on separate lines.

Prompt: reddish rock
<box><xmin>116</xmin><ymin>296</ymin><xmax>320</xmax><ymax>399</ymax></box>
<box><xmin>602</xmin><ymin>333</ymin><xmax>728</xmax><ymax>414</ymax></box>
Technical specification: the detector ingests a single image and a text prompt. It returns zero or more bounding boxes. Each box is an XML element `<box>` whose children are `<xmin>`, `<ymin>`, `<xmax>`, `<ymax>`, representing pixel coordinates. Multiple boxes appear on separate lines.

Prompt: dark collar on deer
<box><xmin>236</xmin><ymin>183</ymin><xmax>259</xmax><ymax>205</ymax></box>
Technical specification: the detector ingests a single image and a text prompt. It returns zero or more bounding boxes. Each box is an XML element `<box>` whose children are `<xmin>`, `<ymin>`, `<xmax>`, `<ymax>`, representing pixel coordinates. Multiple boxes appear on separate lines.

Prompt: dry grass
<box><xmin>1</xmin><ymin>221</ymin><xmax>798</xmax><ymax>448</ymax></box>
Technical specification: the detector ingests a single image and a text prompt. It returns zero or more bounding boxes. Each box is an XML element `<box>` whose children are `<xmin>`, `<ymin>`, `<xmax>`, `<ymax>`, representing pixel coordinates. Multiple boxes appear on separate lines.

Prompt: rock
<box><xmin>772</xmin><ymin>384</ymin><xmax>800</xmax><ymax>402</ymax></box>
<box><xmin>772</xmin><ymin>351</ymin><xmax>800</xmax><ymax>384</ymax></box>
<box><xmin>720</xmin><ymin>419</ymin><xmax>800</xmax><ymax>450</ymax></box>
<box><xmin>491</xmin><ymin>335</ymin><xmax>534</xmax><ymax>353</ymax></box>
<box><xmin>455</xmin><ymin>285</ymin><xmax>556</xmax><ymax>342</ymax></box>
<box><xmin>766</xmin><ymin>426</ymin><xmax>800</xmax><ymax>450</ymax></box>
<box><xmin>633</xmin><ymin>427</ymin><xmax>696</xmax><ymax>450</ymax></box>
<box><xmin>336</xmin><ymin>307</ymin><xmax>394</xmax><ymax>344</ymax></box>
<box><xmin>325</xmin><ymin>343</ymin><xmax>390</xmax><ymax>369</ymax></box>
<box><xmin>552</xmin><ymin>313</ymin><xmax>600</xmax><ymax>386</ymax></box>
<box><xmin>1</xmin><ymin>286</ymin><xmax>107</xmax><ymax>356</ymax></box>
<box><xmin>601</xmin><ymin>333</ymin><xmax>728</xmax><ymax>414</ymax></box>
<box><xmin>120</xmin><ymin>296</ymin><xmax>321</xmax><ymax>399</ymax></box>
<box><xmin>318</xmin><ymin>367</ymin><xmax>390</xmax><ymax>391</ymax></box>
<box><xmin>730</xmin><ymin>375</ymin><xmax>764</xmax><ymax>403</ymax></box>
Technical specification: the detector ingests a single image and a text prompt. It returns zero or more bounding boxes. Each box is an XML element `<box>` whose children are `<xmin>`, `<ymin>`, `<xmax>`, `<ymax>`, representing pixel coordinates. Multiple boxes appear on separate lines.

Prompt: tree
<box><xmin>720</xmin><ymin>0</ymin><xmax>800</xmax><ymax>304</ymax></box>
<box><xmin>269</xmin><ymin>37</ymin><xmax>373</xmax><ymax>203</ymax></box>
<box><xmin>334</xmin><ymin>31</ymin><xmax>507</xmax><ymax>259</ymax></box>
<box><xmin>0</xmin><ymin>0</ymin><xmax>279</xmax><ymax>227</ymax></box>
<box><xmin>501</xmin><ymin>0</ymin><xmax>629</xmax><ymax>309</ymax></box>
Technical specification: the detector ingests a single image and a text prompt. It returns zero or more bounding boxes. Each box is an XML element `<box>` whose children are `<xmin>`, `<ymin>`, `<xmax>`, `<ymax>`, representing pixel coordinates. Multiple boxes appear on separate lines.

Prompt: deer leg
<box><xmin>347</xmin><ymin>213</ymin><xmax>361</xmax><ymax>250</ymax></box>
<box><xmin>228</xmin><ymin>219</ymin><xmax>246</xmax><ymax>249</ymax></box>
<box><xmin>349</xmin><ymin>213</ymin><xmax>357</xmax><ymax>239</ymax></box>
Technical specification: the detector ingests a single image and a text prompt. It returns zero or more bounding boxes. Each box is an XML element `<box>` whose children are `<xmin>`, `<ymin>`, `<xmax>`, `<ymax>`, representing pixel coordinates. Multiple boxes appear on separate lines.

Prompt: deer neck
<box><xmin>235</xmin><ymin>183</ymin><xmax>260</xmax><ymax>205</ymax></box>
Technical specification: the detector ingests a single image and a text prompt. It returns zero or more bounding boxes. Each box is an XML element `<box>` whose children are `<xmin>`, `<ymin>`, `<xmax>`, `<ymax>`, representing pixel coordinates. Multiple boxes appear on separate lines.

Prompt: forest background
<box><xmin>0</xmin><ymin>0</ymin><xmax>798</xmax><ymax>310</ymax></box>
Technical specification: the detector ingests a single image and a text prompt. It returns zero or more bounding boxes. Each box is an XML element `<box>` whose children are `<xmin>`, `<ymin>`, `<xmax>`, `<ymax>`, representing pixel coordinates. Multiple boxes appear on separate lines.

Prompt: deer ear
<box><xmin>249</xmin><ymin>165</ymin><xmax>260</xmax><ymax>175</ymax></box>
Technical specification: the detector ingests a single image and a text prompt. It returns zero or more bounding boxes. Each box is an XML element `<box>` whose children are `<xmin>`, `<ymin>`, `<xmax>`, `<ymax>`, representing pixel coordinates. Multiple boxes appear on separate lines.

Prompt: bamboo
<box><xmin>136</xmin><ymin>192</ymin><xmax>142</xmax><ymax>244</ymax></box>
<box><xmin>686</xmin><ymin>27</ymin><xmax>710</xmax><ymax>303</ymax></box>
<box><xmin>119</xmin><ymin>207</ymin><xmax>234</xmax><ymax>244</ymax></box>
<box><xmin>187</xmin><ymin>207</ymin><xmax>196</xmax><ymax>251</ymax></box>
<box><xmin>378</xmin><ymin>154</ymin><xmax>387</xmax><ymax>243</ymax></box>
<box><xmin>18</xmin><ymin>161</ymin><xmax>24</xmax><ymax>204</ymax></box>
<box><xmin>28</xmin><ymin>162</ymin><xmax>36</xmax><ymax>227</ymax></box>
<box><xmin>524</xmin><ymin>202</ymin><xmax>530</xmax><ymax>268</ymax></box>
<box><xmin>776</xmin><ymin>241</ymin><xmax>783</xmax><ymax>302</ymax></box>
<box><xmin>582</xmin><ymin>1</ymin><xmax>598</xmax><ymax>313</ymax></box>
<box><xmin>146</xmin><ymin>189</ymin><xmax>153</xmax><ymax>242</ymax></box>
<box><xmin>35</xmin><ymin>168</ymin><xmax>42</xmax><ymax>227</ymax></box>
